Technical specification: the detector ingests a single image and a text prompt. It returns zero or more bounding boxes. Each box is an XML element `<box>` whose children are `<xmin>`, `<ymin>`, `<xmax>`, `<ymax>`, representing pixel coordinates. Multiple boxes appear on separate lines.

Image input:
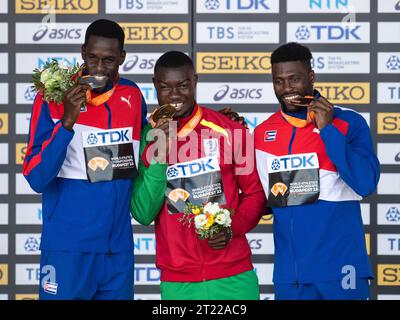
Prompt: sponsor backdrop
<box><xmin>0</xmin><ymin>0</ymin><xmax>399</xmax><ymax>300</ymax></box>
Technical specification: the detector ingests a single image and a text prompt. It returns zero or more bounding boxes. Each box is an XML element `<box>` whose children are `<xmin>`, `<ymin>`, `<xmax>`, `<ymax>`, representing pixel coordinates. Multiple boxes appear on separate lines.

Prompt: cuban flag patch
<box><xmin>264</xmin><ymin>130</ymin><xmax>277</xmax><ymax>142</ymax></box>
<box><xmin>43</xmin><ymin>281</ymin><xmax>58</xmax><ymax>295</ymax></box>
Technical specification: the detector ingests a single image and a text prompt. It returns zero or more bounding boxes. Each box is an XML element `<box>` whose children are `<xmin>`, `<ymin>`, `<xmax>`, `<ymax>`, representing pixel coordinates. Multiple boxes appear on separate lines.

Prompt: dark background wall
<box><xmin>0</xmin><ymin>0</ymin><xmax>399</xmax><ymax>300</ymax></box>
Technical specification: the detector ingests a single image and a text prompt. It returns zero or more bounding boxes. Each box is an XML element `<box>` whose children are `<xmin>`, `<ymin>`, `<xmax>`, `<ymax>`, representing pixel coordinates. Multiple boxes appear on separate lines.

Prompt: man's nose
<box><xmin>169</xmin><ymin>87</ymin><xmax>181</xmax><ymax>99</ymax></box>
<box><xmin>282</xmin><ymin>80</ymin><xmax>294</xmax><ymax>93</ymax></box>
<box><xmin>95</xmin><ymin>60</ymin><xmax>105</xmax><ymax>74</ymax></box>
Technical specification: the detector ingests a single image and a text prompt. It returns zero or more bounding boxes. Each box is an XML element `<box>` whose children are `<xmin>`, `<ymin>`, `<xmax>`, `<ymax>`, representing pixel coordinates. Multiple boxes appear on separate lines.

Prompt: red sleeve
<box><xmin>230</xmin><ymin>126</ymin><xmax>268</xmax><ymax>237</ymax></box>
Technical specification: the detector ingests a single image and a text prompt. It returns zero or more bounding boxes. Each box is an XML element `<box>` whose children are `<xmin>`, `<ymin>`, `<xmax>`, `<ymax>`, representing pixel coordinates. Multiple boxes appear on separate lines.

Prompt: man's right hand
<box><xmin>153</xmin><ymin>117</ymin><xmax>174</xmax><ymax>163</ymax></box>
<box><xmin>61</xmin><ymin>84</ymin><xmax>91</xmax><ymax>131</ymax></box>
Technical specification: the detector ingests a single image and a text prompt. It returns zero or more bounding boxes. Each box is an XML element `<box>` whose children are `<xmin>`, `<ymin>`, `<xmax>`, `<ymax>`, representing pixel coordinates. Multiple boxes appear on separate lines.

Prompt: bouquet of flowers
<box><xmin>179</xmin><ymin>202</ymin><xmax>233</xmax><ymax>240</ymax></box>
<box><xmin>32</xmin><ymin>59</ymin><xmax>81</xmax><ymax>104</ymax></box>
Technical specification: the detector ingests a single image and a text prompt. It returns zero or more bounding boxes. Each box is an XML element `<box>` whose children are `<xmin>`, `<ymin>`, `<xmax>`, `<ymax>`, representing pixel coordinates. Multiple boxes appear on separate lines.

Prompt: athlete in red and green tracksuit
<box><xmin>130</xmin><ymin>51</ymin><xmax>267</xmax><ymax>300</ymax></box>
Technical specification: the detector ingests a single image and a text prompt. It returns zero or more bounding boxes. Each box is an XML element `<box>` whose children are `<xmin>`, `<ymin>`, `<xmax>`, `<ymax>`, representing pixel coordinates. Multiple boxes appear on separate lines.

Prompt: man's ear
<box><xmin>193</xmin><ymin>73</ymin><xmax>198</xmax><ymax>87</ymax></box>
<box><xmin>119</xmin><ymin>50</ymin><xmax>126</xmax><ymax>65</ymax></box>
<box><xmin>152</xmin><ymin>77</ymin><xmax>156</xmax><ymax>86</ymax></box>
<box><xmin>81</xmin><ymin>45</ymin><xmax>86</xmax><ymax>60</ymax></box>
<box><xmin>309</xmin><ymin>69</ymin><xmax>315</xmax><ymax>86</ymax></box>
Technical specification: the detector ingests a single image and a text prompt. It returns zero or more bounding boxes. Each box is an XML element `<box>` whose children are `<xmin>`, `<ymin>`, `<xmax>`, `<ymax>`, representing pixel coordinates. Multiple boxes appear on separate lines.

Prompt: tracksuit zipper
<box><xmin>196</xmin><ymin>237</ymin><xmax>206</xmax><ymax>281</ymax></box>
<box><xmin>104</xmin><ymin>102</ymin><xmax>115</xmax><ymax>255</ymax></box>
<box><xmin>288</xmin><ymin>126</ymin><xmax>299</xmax><ymax>288</ymax></box>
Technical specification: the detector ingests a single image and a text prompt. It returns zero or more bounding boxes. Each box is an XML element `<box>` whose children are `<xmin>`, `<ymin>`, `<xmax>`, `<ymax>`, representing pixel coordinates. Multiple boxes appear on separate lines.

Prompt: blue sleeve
<box><xmin>320</xmin><ymin>112</ymin><xmax>380</xmax><ymax>197</ymax></box>
<box><xmin>23</xmin><ymin>94</ymin><xmax>74</xmax><ymax>193</ymax></box>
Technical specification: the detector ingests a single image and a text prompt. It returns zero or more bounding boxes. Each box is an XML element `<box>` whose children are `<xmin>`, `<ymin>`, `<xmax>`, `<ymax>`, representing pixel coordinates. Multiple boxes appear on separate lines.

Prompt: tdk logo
<box><xmin>296</xmin><ymin>25</ymin><xmax>361</xmax><ymax>41</ymax></box>
<box><xmin>24</xmin><ymin>237</ymin><xmax>40</xmax><ymax>252</ymax></box>
<box><xmin>86</xmin><ymin>133</ymin><xmax>98</xmax><ymax>145</ymax></box>
<box><xmin>295</xmin><ymin>26</ymin><xmax>311</xmax><ymax>40</ymax></box>
<box><xmin>83</xmin><ymin>128</ymin><xmax>133</xmax><ymax>148</ymax></box>
<box><xmin>166</xmin><ymin>156</ymin><xmax>220</xmax><ymax>180</ymax></box>
<box><xmin>268</xmin><ymin>153</ymin><xmax>319</xmax><ymax>173</ymax></box>
<box><xmin>24</xmin><ymin>87</ymin><xmax>37</xmax><ymax>101</ymax></box>
<box><xmin>387</xmin><ymin>56</ymin><xmax>400</xmax><ymax>71</ymax></box>
<box><xmin>204</xmin><ymin>0</ymin><xmax>270</xmax><ymax>10</ymax></box>
<box><xmin>386</xmin><ymin>207</ymin><xmax>400</xmax><ymax>222</ymax></box>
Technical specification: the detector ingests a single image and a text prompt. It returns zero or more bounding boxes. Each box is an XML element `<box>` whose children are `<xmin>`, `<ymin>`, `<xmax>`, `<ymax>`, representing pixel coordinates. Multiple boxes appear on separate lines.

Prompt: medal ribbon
<box><xmin>280</xmin><ymin>110</ymin><xmax>315</xmax><ymax>128</ymax></box>
<box><xmin>149</xmin><ymin>106</ymin><xmax>203</xmax><ymax>138</ymax></box>
<box><xmin>76</xmin><ymin>68</ymin><xmax>118</xmax><ymax>107</ymax></box>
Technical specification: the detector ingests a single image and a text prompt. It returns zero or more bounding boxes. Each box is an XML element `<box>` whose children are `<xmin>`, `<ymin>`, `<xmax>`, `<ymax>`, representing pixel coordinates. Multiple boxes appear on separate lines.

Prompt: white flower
<box><xmin>194</xmin><ymin>214</ymin><xmax>207</xmax><ymax>229</ymax></box>
<box><xmin>215</xmin><ymin>213</ymin><xmax>227</xmax><ymax>225</ymax></box>
<box><xmin>40</xmin><ymin>69</ymin><xmax>52</xmax><ymax>83</ymax></box>
<box><xmin>223</xmin><ymin>210</ymin><xmax>232</xmax><ymax>227</ymax></box>
<box><xmin>203</xmin><ymin>202</ymin><xmax>221</xmax><ymax>216</ymax></box>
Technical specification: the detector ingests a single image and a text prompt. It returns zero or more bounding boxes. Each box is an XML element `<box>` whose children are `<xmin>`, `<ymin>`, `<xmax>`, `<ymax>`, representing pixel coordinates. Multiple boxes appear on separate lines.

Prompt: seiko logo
<box><xmin>121</xmin><ymin>23</ymin><xmax>188</xmax><ymax>44</ymax></box>
<box><xmin>33</xmin><ymin>25</ymin><xmax>82</xmax><ymax>41</ymax></box>
<box><xmin>198</xmin><ymin>53</ymin><xmax>271</xmax><ymax>73</ymax></box>
<box><xmin>314</xmin><ymin>83</ymin><xmax>369</xmax><ymax>103</ymax></box>
<box><xmin>166</xmin><ymin>157</ymin><xmax>220</xmax><ymax>180</ymax></box>
<box><xmin>214</xmin><ymin>85</ymin><xmax>262</xmax><ymax>101</ymax></box>
<box><xmin>296</xmin><ymin>24</ymin><xmax>362</xmax><ymax>40</ymax></box>
<box><xmin>16</xmin><ymin>0</ymin><xmax>98</xmax><ymax>12</ymax></box>
<box><xmin>378</xmin><ymin>265</ymin><xmax>400</xmax><ymax>285</ymax></box>
<box><xmin>378</xmin><ymin>114</ymin><xmax>400</xmax><ymax>134</ymax></box>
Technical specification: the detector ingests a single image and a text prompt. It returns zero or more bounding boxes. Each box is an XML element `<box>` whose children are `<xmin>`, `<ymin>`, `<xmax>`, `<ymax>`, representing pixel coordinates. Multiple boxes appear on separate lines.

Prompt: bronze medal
<box><xmin>152</xmin><ymin>104</ymin><xmax>177</xmax><ymax>122</ymax></box>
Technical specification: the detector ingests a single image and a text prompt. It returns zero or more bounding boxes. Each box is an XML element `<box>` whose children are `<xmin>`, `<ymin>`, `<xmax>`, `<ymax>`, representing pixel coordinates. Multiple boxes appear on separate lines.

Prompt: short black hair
<box><xmin>85</xmin><ymin>19</ymin><xmax>125</xmax><ymax>51</ymax></box>
<box><xmin>155</xmin><ymin>51</ymin><xmax>194</xmax><ymax>73</ymax></box>
<box><xmin>271</xmin><ymin>42</ymin><xmax>313</xmax><ymax>69</ymax></box>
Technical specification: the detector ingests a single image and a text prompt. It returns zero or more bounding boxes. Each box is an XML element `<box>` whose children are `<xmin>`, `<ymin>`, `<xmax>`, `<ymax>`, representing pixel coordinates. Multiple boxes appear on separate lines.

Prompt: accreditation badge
<box><xmin>267</xmin><ymin>152</ymin><xmax>320</xmax><ymax>207</ymax></box>
<box><xmin>165</xmin><ymin>156</ymin><xmax>226</xmax><ymax>214</ymax></box>
<box><xmin>82</xmin><ymin>127</ymin><xmax>138</xmax><ymax>183</ymax></box>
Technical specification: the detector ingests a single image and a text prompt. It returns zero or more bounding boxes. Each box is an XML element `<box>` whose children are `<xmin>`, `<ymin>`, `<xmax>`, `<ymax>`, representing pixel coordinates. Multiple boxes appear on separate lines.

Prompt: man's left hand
<box><xmin>308</xmin><ymin>95</ymin><xmax>334</xmax><ymax>129</ymax></box>
<box><xmin>208</xmin><ymin>229</ymin><xmax>231</xmax><ymax>250</ymax></box>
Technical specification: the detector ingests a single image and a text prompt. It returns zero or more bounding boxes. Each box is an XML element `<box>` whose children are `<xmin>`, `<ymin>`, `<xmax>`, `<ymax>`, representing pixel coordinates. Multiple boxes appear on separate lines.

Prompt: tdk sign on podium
<box><xmin>196</xmin><ymin>0</ymin><xmax>279</xmax><ymax>13</ymax></box>
<box><xmin>287</xmin><ymin>22</ymin><xmax>370</xmax><ymax>43</ymax></box>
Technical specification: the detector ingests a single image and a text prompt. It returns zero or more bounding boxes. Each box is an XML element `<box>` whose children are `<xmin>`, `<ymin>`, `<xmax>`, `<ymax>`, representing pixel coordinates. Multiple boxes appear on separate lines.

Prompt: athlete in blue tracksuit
<box><xmin>23</xmin><ymin>20</ymin><xmax>147</xmax><ymax>300</ymax></box>
<box><xmin>255</xmin><ymin>43</ymin><xmax>380</xmax><ymax>299</ymax></box>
